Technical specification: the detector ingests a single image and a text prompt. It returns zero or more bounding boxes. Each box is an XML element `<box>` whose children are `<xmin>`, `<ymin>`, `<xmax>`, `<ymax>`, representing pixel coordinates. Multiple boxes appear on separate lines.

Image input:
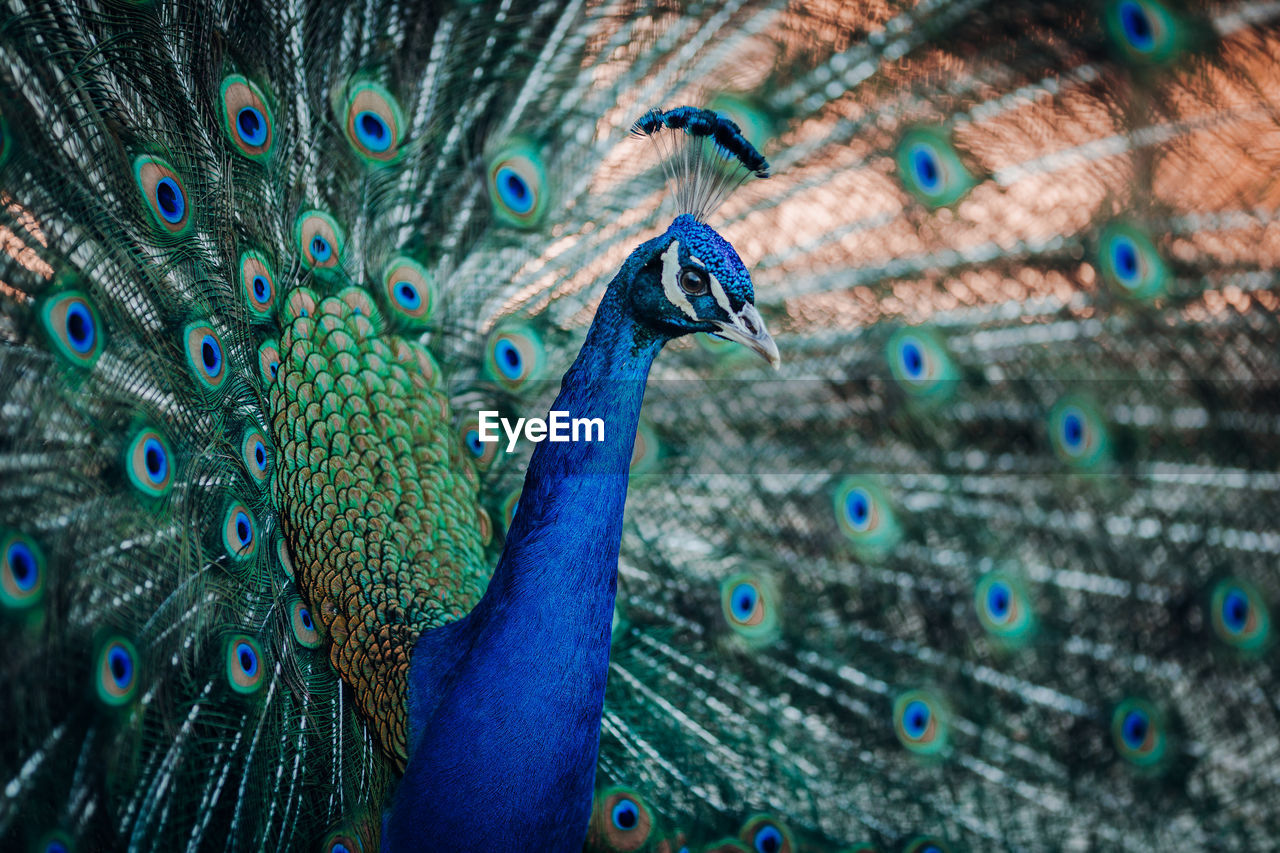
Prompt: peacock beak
<box><xmin>711</xmin><ymin>303</ymin><xmax>780</xmax><ymax>369</ymax></box>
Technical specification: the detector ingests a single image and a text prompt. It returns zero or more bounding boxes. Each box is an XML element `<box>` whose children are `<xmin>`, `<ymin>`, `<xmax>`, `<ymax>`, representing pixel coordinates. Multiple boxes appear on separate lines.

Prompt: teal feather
<box><xmin>2</xmin><ymin>0</ymin><xmax>1279</xmax><ymax>850</ymax></box>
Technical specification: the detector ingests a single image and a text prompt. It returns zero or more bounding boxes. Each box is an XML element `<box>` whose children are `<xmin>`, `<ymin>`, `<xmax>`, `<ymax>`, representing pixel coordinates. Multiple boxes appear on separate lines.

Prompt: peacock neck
<box><xmin>491</xmin><ymin>285</ymin><xmax>663</xmax><ymax>599</ymax></box>
<box><xmin>389</xmin><ymin>282</ymin><xmax>666</xmax><ymax>852</ymax></box>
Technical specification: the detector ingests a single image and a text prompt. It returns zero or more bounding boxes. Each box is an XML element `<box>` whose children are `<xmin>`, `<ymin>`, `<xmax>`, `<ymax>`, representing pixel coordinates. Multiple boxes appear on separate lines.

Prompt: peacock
<box><xmin>1</xmin><ymin>0</ymin><xmax>1278</xmax><ymax>850</ymax></box>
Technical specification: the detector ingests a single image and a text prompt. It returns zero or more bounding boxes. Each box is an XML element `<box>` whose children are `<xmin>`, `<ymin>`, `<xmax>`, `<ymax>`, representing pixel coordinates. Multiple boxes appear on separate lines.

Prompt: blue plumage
<box><xmin>389</xmin><ymin>214</ymin><xmax>776</xmax><ymax>850</ymax></box>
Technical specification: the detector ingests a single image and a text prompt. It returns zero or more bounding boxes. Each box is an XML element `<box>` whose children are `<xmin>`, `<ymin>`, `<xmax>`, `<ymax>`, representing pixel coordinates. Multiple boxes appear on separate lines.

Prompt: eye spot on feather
<box><xmin>96</xmin><ymin>637</ymin><xmax>139</xmax><ymax>706</ymax></box>
<box><xmin>657</xmin><ymin>832</ymin><xmax>691</xmax><ymax>853</ymax></box>
<box><xmin>133</xmin><ymin>155</ymin><xmax>191</xmax><ymax>234</ymax></box>
<box><xmin>834</xmin><ymin>478</ymin><xmax>900</xmax><ymax>556</ymax></box>
<box><xmin>357</xmin><ymin>112</ymin><xmax>389</xmax><ymax>148</ymax></box>
<box><xmin>322</xmin><ymin>832</ymin><xmax>362</xmax><ymax>853</ymax></box>
<box><xmin>295</xmin><ymin>211</ymin><xmax>345</xmax><ymax>273</ymax></box>
<box><xmin>290</xmin><ymin>597</ymin><xmax>323</xmax><ymax>648</ymax></box>
<box><xmin>258</xmin><ymin>340</ymin><xmax>281</xmax><ymax>385</ymax></box>
<box><xmin>475</xmin><ymin>506</ymin><xmax>493</xmax><ymax>548</ymax></box>
<box><xmin>895</xmin><ymin>128</ymin><xmax>974</xmax><ymax>208</ymax></box>
<box><xmin>629</xmin><ymin>419</ymin><xmax>661</xmax><ymax>475</ymax></box>
<box><xmin>587</xmin><ymin>787</ymin><xmax>653</xmax><ymax>852</ymax></box>
<box><xmin>125</xmin><ymin>429</ymin><xmax>173</xmax><ymax>497</ymax></box>
<box><xmin>241</xmin><ymin>427</ymin><xmax>270</xmax><ymax>486</ymax></box>
<box><xmin>222</xmin><ymin>502</ymin><xmax>258</xmax><ymax>562</ymax></box>
<box><xmin>901</xmin><ymin>339</ymin><xmax>924</xmax><ymax>377</ymax></box>
<box><xmin>1114</xmin><ymin>237</ymin><xmax>1138</xmax><ymax>279</ymax></box>
<box><xmin>281</xmin><ymin>287</ymin><xmax>320</xmax><ymax>325</ymax></box>
<box><xmin>183</xmin><ymin>323</ymin><xmax>228</xmax><ymax>391</ymax></box>
<box><xmin>975</xmin><ymin>573</ymin><xmax>1035</xmax><ymax>644</ymax></box>
<box><xmin>731</xmin><ymin>583</ymin><xmax>757</xmax><ymax>620</ymax></box>
<box><xmin>156</xmin><ymin>181</ymin><xmax>182</xmax><ymax>220</ymax></box>
<box><xmin>501</xmin><ymin>488</ymin><xmax>521</xmax><ymax>534</ymax></box>
<box><xmin>1111</xmin><ymin>698</ymin><xmax>1166</xmax><ymax>767</ymax></box>
<box><xmin>500</xmin><ymin>170</ymin><xmax>531</xmax><ymax>210</ymax></box>
<box><xmin>1098</xmin><ymin>223</ymin><xmax>1167</xmax><ymax>299</ymax></box>
<box><xmin>894</xmin><ymin>690</ymin><xmax>948</xmax><ymax>755</ymax></box>
<box><xmin>887</xmin><ymin>328</ymin><xmax>954</xmax><ymax>400</ymax></box>
<box><xmin>343</xmin><ymin>82</ymin><xmax>403</xmax><ymax>162</ymax></box>
<box><xmin>38</xmin><ymin>832</ymin><xmax>73</xmax><ymax>853</ymax></box>
<box><xmin>612</xmin><ymin>800</ymin><xmax>637</xmax><ymax>830</ymax></box>
<box><xmin>487</xmin><ymin>141</ymin><xmax>547</xmax><ymax>228</ymax></box>
<box><xmin>702</xmin><ymin>843</ymin><xmax>751</xmax><ymax>853</ymax></box>
<box><xmin>2</xmin><ymin>530</ymin><xmax>45</xmax><ymax>609</ymax></box>
<box><xmin>395</xmin><ymin>281</ymin><xmax>420</xmax><ymax>309</ymax></box>
<box><xmin>739</xmin><ymin>815</ymin><xmax>793</xmax><ymax>853</ymax></box>
<box><xmin>1106</xmin><ymin>0</ymin><xmax>1183</xmax><ymax>64</ymax></box>
<box><xmin>903</xmin><ymin>837</ymin><xmax>951</xmax><ymax>853</ymax></box>
<box><xmin>381</xmin><ymin>258</ymin><xmax>435</xmax><ymax>329</ymax></box>
<box><xmin>845</xmin><ymin>488</ymin><xmax>873</xmax><ymax>530</ymax></box>
<box><xmin>1119</xmin><ymin>0</ymin><xmax>1154</xmax><ymax>48</ymax></box>
<box><xmin>1210</xmin><ymin>579</ymin><xmax>1270</xmax><ymax>652</ymax></box>
<box><xmin>1049</xmin><ymin>397</ymin><xmax>1108</xmax><ymax>468</ymax></box>
<box><xmin>220</xmin><ymin>75</ymin><xmax>273</xmax><ymax>159</ymax></box>
<box><xmin>240</xmin><ymin>251</ymin><xmax>277</xmax><ymax>318</ymax></box>
<box><xmin>400</xmin><ymin>340</ymin><xmax>441</xmax><ymax>390</ymax></box>
<box><xmin>484</xmin><ymin>324</ymin><xmax>545</xmax><ymax>391</ymax></box>
<box><xmin>331</xmin><ymin>287</ymin><xmax>380</xmax><ymax>329</ymax></box>
<box><xmin>41</xmin><ymin>292</ymin><xmax>103</xmax><ymax>367</ymax></box>
<box><xmin>276</xmin><ymin>537</ymin><xmax>295</xmax><ymax>579</ymax></box>
<box><xmin>911</xmin><ymin>147</ymin><xmax>940</xmax><ymax>191</ymax></box>
<box><xmin>720</xmin><ymin>573</ymin><xmax>780</xmax><ymax>646</ymax></box>
<box><xmin>226</xmin><ymin>635</ymin><xmax>265</xmax><ymax>694</ymax></box>
<box><xmin>460</xmin><ymin>414</ymin><xmax>498</xmax><ymax>469</ymax></box>
<box><xmin>238</xmin><ymin>107</ymin><xmax>267</xmax><ymax>145</ymax></box>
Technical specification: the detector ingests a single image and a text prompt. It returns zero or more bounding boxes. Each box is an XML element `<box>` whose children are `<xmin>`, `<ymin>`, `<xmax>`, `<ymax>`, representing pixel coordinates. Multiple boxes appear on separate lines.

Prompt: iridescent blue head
<box><xmin>622</xmin><ymin>107</ymin><xmax>778</xmax><ymax>366</ymax></box>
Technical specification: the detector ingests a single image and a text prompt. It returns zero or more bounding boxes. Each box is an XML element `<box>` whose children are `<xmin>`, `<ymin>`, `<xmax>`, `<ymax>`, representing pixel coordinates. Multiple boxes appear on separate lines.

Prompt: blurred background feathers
<box><xmin>1</xmin><ymin>0</ymin><xmax>1278</xmax><ymax>850</ymax></box>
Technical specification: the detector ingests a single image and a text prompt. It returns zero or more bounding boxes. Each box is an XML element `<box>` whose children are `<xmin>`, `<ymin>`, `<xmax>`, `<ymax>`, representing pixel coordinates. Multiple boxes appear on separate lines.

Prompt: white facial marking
<box><xmin>707</xmin><ymin>270</ymin><xmax>735</xmax><ymax>317</ymax></box>
<box><xmin>707</xmin><ymin>271</ymin><xmax>764</xmax><ymax>340</ymax></box>
<box><xmin>661</xmin><ymin>240</ymin><xmax>698</xmax><ymax>320</ymax></box>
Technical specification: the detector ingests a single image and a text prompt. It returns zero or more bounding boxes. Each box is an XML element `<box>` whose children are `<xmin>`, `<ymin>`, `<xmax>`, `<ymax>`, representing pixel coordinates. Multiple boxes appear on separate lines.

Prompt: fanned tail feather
<box><xmin>2</xmin><ymin>0</ymin><xmax>1279</xmax><ymax>850</ymax></box>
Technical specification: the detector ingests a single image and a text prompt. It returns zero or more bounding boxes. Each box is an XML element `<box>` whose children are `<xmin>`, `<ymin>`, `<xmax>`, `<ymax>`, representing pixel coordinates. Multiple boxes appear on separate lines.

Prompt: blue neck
<box><xmin>495</xmin><ymin>288</ymin><xmax>662</xmax><ymax>600</ymax></box>
<box><xmin>385</xmin><ymin>284</ymin><xmax>665</xmax><ymax>852</ymax></box>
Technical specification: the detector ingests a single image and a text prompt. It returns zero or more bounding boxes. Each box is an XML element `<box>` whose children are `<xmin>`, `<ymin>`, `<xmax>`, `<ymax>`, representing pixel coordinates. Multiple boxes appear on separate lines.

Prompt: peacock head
<box><xmin>625</xmin><ymin>107</ymin><xmax>778</xmax><ymax>367</ymax></box>
<box><xmin>622</xmin><ymin>213</ymin><xmax>778</xmax><ymax>367</ymax></box>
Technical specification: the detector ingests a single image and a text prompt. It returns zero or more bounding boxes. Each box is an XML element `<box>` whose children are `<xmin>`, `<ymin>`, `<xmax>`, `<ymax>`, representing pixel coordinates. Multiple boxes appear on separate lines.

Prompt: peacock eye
<box><xmin>679</xmin><ymin>267</ymin><xmax>709</xmax><ymax>296</ymax></box>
